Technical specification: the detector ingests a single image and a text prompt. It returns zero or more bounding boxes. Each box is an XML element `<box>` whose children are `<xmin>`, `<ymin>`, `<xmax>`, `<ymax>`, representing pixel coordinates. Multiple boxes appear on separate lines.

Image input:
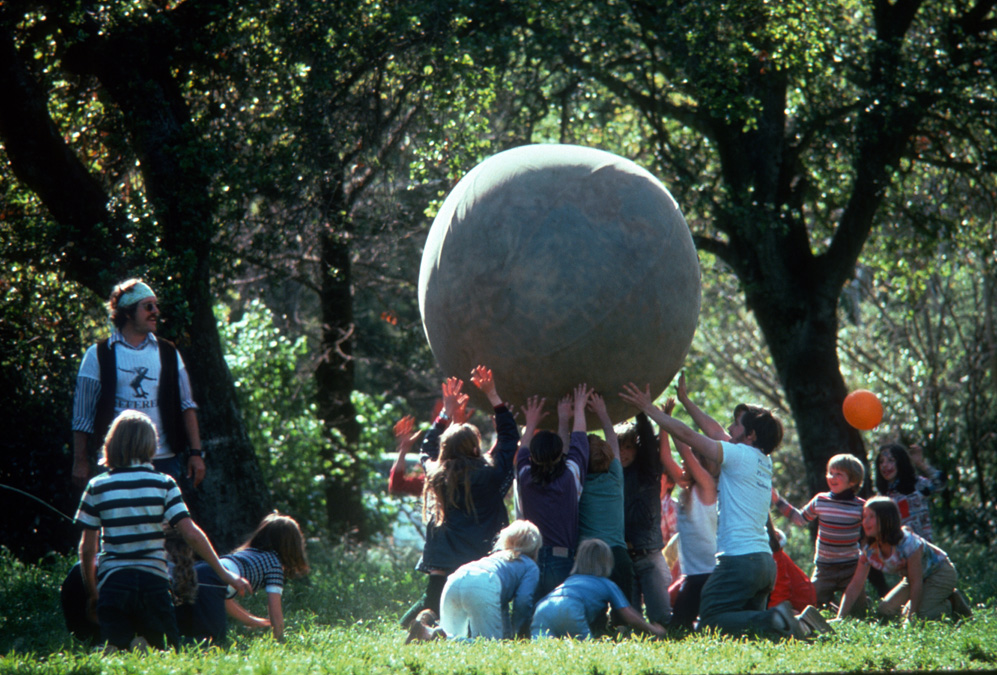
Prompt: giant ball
<box><xmin>418</xmin><ymin>144</ymin><xmax>701</xmax><ymax>425</ymax></box>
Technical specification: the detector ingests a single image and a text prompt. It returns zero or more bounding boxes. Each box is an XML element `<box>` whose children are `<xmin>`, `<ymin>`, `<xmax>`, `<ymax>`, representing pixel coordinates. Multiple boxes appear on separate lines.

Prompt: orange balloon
<box><xmin>842</xmin><ymin>390</ymin><xmax>883</xmax><ymax>430</ymax></box>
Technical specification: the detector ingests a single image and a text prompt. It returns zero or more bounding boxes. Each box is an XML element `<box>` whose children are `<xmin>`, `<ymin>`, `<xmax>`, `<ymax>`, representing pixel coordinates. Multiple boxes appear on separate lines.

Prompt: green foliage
<box><xmin>218</xmin><ymin>299</ymin><xmax>408</xmax><ymax>538</ymax></box>
<box><xmin>0</xmin><ymin>548</ymin><xmax>75</xmax><ymax>655</ymax></box>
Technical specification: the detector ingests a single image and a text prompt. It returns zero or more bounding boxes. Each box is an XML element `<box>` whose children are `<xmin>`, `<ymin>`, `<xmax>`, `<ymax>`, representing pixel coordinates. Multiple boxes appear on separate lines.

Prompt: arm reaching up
<box><xmin>521</xmin><ymin>395</ymin><xmax>548</xmax><ymax>447</ymax></box>
<box><xmin>620</xmin><ymin>382</ymin><xmax>724</xmax><ymax>465</ymax></box>
<box><xmin>587</xmin><ymin>392</ymin><xmax>619</xmax><ymax>459</ymax></box>
<box><xmin>470</xmin><ymin>365</ymin><xmax>503</xmax><ymax>407</ymax></box>
<box><xmin>676</xmin><ymin>372</ymin><xmax>731</xmax><ymax>442</ymax></box>
<box><xmin>572</xmin><ymin>383</ymin><xmax>593</xmax><ymax>434</ymax></box>
<box><xmin>557</xmin><ymin>393</ymin><xmax>572</xmax><ymax>453</ymax></box>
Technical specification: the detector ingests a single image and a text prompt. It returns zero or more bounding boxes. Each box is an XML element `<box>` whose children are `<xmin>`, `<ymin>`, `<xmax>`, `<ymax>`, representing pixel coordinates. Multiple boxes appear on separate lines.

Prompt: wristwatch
<box><xmin>189</xmin><ymin>448</ymin><xmax>204</xmax><ymax>458</ymax></box>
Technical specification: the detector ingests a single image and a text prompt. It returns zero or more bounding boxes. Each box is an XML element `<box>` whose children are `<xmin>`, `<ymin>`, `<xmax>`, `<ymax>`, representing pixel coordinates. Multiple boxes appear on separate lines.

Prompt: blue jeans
<box><xmin>97</xmin><ymin>569</ymin><xmax>178</xmax><ymax>650</ymax></box>
<box><xmin>175</xmin><ymin>562</ymin><xmax>229</xmax><ymax>645</ymax></box>
<box><xmin>534</xmin><ymin>546</ymin><xmax>575</xmax><ymax>602</ymax></box>
<box><xmin>698</xmin><ymin>553</ymin><xmax>782</xmax><ymax>637</ymax></box>
<box><xmin>631</xmin><ymin>549</ymin><xmax>672</xmax><ymax>624</ymax></box>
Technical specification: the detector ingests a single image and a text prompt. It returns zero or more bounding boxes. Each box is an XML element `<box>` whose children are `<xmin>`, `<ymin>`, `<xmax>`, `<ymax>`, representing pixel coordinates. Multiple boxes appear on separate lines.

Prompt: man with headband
<box><xmin>71</xmin><ymin>278</ymin><xmax>205</xmax><ymax>491</ymax></box>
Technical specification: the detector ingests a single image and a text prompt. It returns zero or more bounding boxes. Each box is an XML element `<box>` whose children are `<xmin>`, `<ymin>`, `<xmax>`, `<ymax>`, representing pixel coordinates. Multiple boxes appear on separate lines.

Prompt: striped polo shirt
<box><xmin>776</xmin><ymin>491</ymin><xmax>865</xmax><ymax>565</ymax></box>
<box><xmin>75</xmin><ymin>464</ymin><xmax>190</xmax><ymax>588</ymax></box>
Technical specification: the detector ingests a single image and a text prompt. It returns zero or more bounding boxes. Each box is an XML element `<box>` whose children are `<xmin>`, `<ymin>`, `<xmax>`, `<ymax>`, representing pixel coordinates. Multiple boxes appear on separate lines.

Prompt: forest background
<box><xmin>1</xmin><ymin>0</ymin><xmax>994</xmax><ymax>567</ymax></box>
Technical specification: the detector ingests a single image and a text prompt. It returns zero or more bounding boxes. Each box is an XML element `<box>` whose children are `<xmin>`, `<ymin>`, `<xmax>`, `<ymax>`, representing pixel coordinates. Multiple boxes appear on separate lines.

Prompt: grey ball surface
<box><xmin>419</xmin><ymin>144</ymin><xmax>701</xmax><ymax>425</ymax></box>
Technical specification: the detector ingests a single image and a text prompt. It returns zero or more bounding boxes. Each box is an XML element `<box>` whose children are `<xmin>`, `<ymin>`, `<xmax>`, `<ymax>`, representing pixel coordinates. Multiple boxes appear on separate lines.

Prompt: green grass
<box><xmin>2</xmin><ymin>539</ymin><xmax>995</xmax><ymax>674</ymax></box>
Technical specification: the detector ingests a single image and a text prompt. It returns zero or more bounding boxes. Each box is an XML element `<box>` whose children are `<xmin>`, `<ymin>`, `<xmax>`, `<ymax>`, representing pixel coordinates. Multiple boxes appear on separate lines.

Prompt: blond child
<box><xmin>75</xmin><ymin>410</ymin><xmax>249</xmax><ymax>651</ymax></box>
<box><xmin>773</xmin><ymin>453</ymin><xmax>866</xmax><ymax>615</ymax></box>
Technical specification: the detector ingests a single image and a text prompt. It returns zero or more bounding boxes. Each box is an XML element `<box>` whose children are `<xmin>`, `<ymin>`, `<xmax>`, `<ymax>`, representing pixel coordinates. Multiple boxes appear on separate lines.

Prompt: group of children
<box><xmin>396</xmin><ymin>368</ymin><xmax>973</xmax><ymax>643</ymax></box>
<box><xmin>71</xmin><ymin>366</ymin><xmax>972</xmax><ymax>652</ymax></box>
<box><xmin>66</xmin><ymin>410</ymin><xmax>310</xmax><ymax>651</ymax></box>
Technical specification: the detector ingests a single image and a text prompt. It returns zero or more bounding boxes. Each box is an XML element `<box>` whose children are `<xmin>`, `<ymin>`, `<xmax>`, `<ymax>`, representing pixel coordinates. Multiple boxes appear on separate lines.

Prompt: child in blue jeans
<box><xmin>75</xmin><ymin>410</ymin><xmax>249</xmax><ymax>651</ymax></box>
<box><xmin>531</xmin><ymin>538</ymin><xmax>665</xmax><ymax>639</ymax></box>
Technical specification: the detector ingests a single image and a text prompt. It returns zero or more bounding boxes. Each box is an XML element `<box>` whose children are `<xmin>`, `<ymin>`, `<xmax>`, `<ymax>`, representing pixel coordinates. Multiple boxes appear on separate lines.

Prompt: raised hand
<box><xmin>470</xmin><ymin>365</ymin><xmax>502</xmax><ymax>406</ymax></box>
<box><xmin>619</xmin><ymin>382</ymin><xmax>655</xmax><ymax>414</ymax></box>
<box><xmin>661</xmin><ymin>396</ymin><xmax>677</xmax><ymax>416</ymax></box>
<box><xmin>557</xmin><ymin>393</ymin><xmax>573</xmax><ymax>420</ymax></box>
<box><xmin>587</xmin><ymin>391</ymin><xmax>611</xmax><ymax>422</ymax></box>
<box><xmin>452</xmin><ymin>397</ymin><xmax>474</xmax><ymax>425</ymax></box>
<box><xmin>441</xmin><ymin>376</ymin><xmax>465</xmax><ymax>419</ymax></box>
<box><xmin>676</xmin><ymin>372</ymin><xmax>689</xmax><ymax>403</ymax></box>
<box><xmin>573</xmin><ymin>383</ymin><xmax>593</xmax><ymax>431</ymax></box>
<box><xmin>394</xmin><ymin>415</ymin><xmax>422</xmax><ymax>450</ymax></box>
<box><xmin>523</xmin><ymin>396</ymin><xmax>548</xmax><ymax>428</ymax></box>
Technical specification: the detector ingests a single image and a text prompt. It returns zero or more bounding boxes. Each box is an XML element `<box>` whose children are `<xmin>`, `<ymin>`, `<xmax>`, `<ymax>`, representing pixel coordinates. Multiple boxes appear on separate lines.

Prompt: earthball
<box><xmin>418</xmin><ymin>144</ymin><xmax>701</xmax><ymax>425</ymax></box>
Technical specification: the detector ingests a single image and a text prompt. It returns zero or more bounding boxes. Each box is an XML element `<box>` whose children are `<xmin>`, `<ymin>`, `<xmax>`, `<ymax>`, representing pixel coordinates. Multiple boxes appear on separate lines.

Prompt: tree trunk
<box><xmin>749</xmin><ymin>284</ymin><xmax>870</xmax><ymax>496</ymax></box>
<box><xmin>1</xmin><ymin>8</ymin><xmax>271</xmax><ymax>551</ymax></box>
<box><xmin>315</xmin><ymin>214</ymin><xmax>367</xmax><ymax>539</ymax></box>
<box><xmin>70</xmin><ymin>22</ymin><xmax>271</xmax><ymax>550</ymax></box>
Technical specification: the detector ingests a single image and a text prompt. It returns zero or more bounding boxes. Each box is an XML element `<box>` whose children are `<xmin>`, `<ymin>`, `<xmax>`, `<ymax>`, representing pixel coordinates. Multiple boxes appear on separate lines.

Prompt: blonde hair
<box><xmin>493</xmin><ymin>520</ymin><xmax>542</xmax><ymax>561</ymax></box>
<box><xmin>587</xmin><ymin>435</ymin><xmax>613</xmax><ymax>474</ymax></box>
<box><xmin>102</xmin><ymin>411</ymin><xmax>157</xmax><ymax>468</ymax></box>
<box><xmin>570</xmin><ymin>538</ymin><xmax>614</xmax><ymax>577</ymax></box>
<box><xmin>423</xmin><ymin>424</ymin><xmax>485</xmax><ymax>526</ymax></box>
<box><xmin>828</xmin><ymin>453</ymin><xmax>865</xmax><ymax>489</ymax></box>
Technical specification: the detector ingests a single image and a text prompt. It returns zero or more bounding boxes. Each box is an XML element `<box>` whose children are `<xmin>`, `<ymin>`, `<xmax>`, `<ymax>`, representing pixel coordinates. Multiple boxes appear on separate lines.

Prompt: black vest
<box><xmin>91</xmin><ymin>337</ymin><xmax>185</xmax><ymax>457</ymax></box>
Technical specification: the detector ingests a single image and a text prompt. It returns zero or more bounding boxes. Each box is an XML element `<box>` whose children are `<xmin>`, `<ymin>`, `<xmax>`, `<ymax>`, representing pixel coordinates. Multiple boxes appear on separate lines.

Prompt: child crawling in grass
<box><xmin>176</xmin><ymin>512</ymin><xmax>309</xmax><ymax>644</ymax></box>
<box><xmin>530</xmin><ymin>538</ymin><xmax>666</xmax><ymax>639</ymax></box>
<box><xmin>74</xmin><ymin>410</ymin><xmax>250</xmax><ymax>651</ymax></box>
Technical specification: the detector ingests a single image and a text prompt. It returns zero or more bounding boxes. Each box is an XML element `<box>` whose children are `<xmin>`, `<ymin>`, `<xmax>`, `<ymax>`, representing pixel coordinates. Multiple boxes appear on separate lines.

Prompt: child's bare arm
<box><xmin>657</xmin><ymin>399</ymin><xmax>685</xmax><ymax>485</ymax></box>
<box><xmin>557</xmin><ymin>393</ymin><xmax>572</xmax><ymax>452</ymax></box>
<box><xmin>573</xmin><ymin>383</ymin><xmax>593</xmax><ymax>433</ymax></box>
<box><xmin>587</xmin><ymin>393</ymin><xmax>619</xmax><ymax>458</ymax></box>
<box><xmin>618</xmin><ymin>605</ymin><xmax>665</xmax><ymax>638</ymax></box>
<box><xmin>678</xmin><ymin>441</ymin><xmax>716</xmax><ymax>504</ymax></box>
<box><xmin>78</xmin><ymin>529</ymin><xmax>100</xmax><ymax>621</ymax></box>
<box><xmin>225</xmin><ymin>598</ymin><xmax>271</xmax><ymax>629</ymax></box>
<box><xmin>267</xmin><ymin>592</ymin><xmax>285</xmax><ymax>640</ymax></box>
<box><xmin>175</xmin><ymin>517</ymin><xmax>252</xmax><ymax>597</ymax></box>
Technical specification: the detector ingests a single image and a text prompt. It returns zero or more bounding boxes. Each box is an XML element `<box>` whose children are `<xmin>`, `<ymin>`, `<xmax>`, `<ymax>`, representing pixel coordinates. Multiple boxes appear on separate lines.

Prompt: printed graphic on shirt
<box><xmin>121</xmin><ymin>366</ymin><xmax>157</xmax><ymax>399</ymax></box>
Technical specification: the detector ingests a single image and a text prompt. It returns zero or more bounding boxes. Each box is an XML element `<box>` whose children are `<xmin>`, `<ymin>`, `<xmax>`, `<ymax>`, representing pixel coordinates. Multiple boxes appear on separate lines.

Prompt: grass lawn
<box><xmin>2</xmin><ymin>537</ymin><xmax>995</xmax><ymax>674</ymax></box>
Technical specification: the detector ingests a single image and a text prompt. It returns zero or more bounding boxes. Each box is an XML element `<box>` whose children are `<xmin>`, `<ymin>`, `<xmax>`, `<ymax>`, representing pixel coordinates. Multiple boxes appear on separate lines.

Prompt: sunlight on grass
<box><xmin>2</xmin><ymin>542</ymin><xmax>995</xmax><ymax>674</ymax></box>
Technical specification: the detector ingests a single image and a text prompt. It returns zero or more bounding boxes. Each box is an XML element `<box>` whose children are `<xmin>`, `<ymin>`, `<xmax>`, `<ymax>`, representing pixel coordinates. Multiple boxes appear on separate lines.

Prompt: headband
<box><xmin>118</xmin><ymin>282</ymin><xmax>156</xmax><ymax>308</ymax></box>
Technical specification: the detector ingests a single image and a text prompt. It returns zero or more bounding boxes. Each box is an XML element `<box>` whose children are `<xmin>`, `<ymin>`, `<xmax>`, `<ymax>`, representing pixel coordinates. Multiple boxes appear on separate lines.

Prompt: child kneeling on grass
<box><xmin>431</xmin><ymin>520</ymin><xmax>542</xmax><ymax>640</ymax></box>
<box><xmin>75</xmin><ymin>411</ymin><xmax>250</xmax><ymax>652</ymax></box>
<box><xmin>530</xmin><ymin>538</ymin><xmax>666</xmax><ymax>640</ymax></box>
<box><xmin>836</xmin><ymin>496</ymin><xmax>971</xmax><ymax>622</ymax></box>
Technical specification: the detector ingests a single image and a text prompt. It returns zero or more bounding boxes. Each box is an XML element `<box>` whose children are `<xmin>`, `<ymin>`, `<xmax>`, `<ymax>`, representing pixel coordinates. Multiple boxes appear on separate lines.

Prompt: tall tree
<box><xmin>215</xmin><ymin>0</ymin><xmax>518</xmax><ymax>537</ymax></box>
<box><xmin>0</xmin><ymin>0</ymin><xmax>270</xmax><ymax>549</ymax></box>
<box><xmin>527</xmin><ymin>0</ymin><xmax>997</xmax><ymax>493</ymax></box>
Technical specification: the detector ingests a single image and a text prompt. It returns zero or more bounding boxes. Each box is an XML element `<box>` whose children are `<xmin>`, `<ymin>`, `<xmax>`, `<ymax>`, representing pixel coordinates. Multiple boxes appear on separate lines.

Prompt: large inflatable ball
<box><xmin>418</xmin><ymin>144</ymin><xmax>701</xmax><ymax>425</ymax></box>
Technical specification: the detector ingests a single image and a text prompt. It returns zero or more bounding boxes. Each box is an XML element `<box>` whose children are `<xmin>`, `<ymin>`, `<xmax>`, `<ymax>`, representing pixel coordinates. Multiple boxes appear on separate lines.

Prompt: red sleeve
<box><xmin>388</xmin><ymin>466</ymin><xmax>424</xmax><ymax>497</ymax></box>
<box><xmin>787</xmin><ymin>562</ymin><xmax>817</xmax><ymax>612</ymax></box>
<box><xmin>768</xmin><ymin>551</ymin><xmax>792</xmax><ymax>608</ymax></box>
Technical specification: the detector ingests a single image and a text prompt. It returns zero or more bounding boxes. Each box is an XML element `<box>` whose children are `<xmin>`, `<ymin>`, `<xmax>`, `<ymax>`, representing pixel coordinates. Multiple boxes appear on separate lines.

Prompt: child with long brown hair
<box><xmin>404</xmin><ymin>365</ymin><xmax>520</xmax><ymax>639</ymax></box>
<box><xmin>836</xmin><ymin>496</ymin><xmax>969</xmax><ymax>622</ymax></box>
<box><xmin>178</xmin><ymin>512</ymin><xmax>309</xmax><ymax>643</ymax></box>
